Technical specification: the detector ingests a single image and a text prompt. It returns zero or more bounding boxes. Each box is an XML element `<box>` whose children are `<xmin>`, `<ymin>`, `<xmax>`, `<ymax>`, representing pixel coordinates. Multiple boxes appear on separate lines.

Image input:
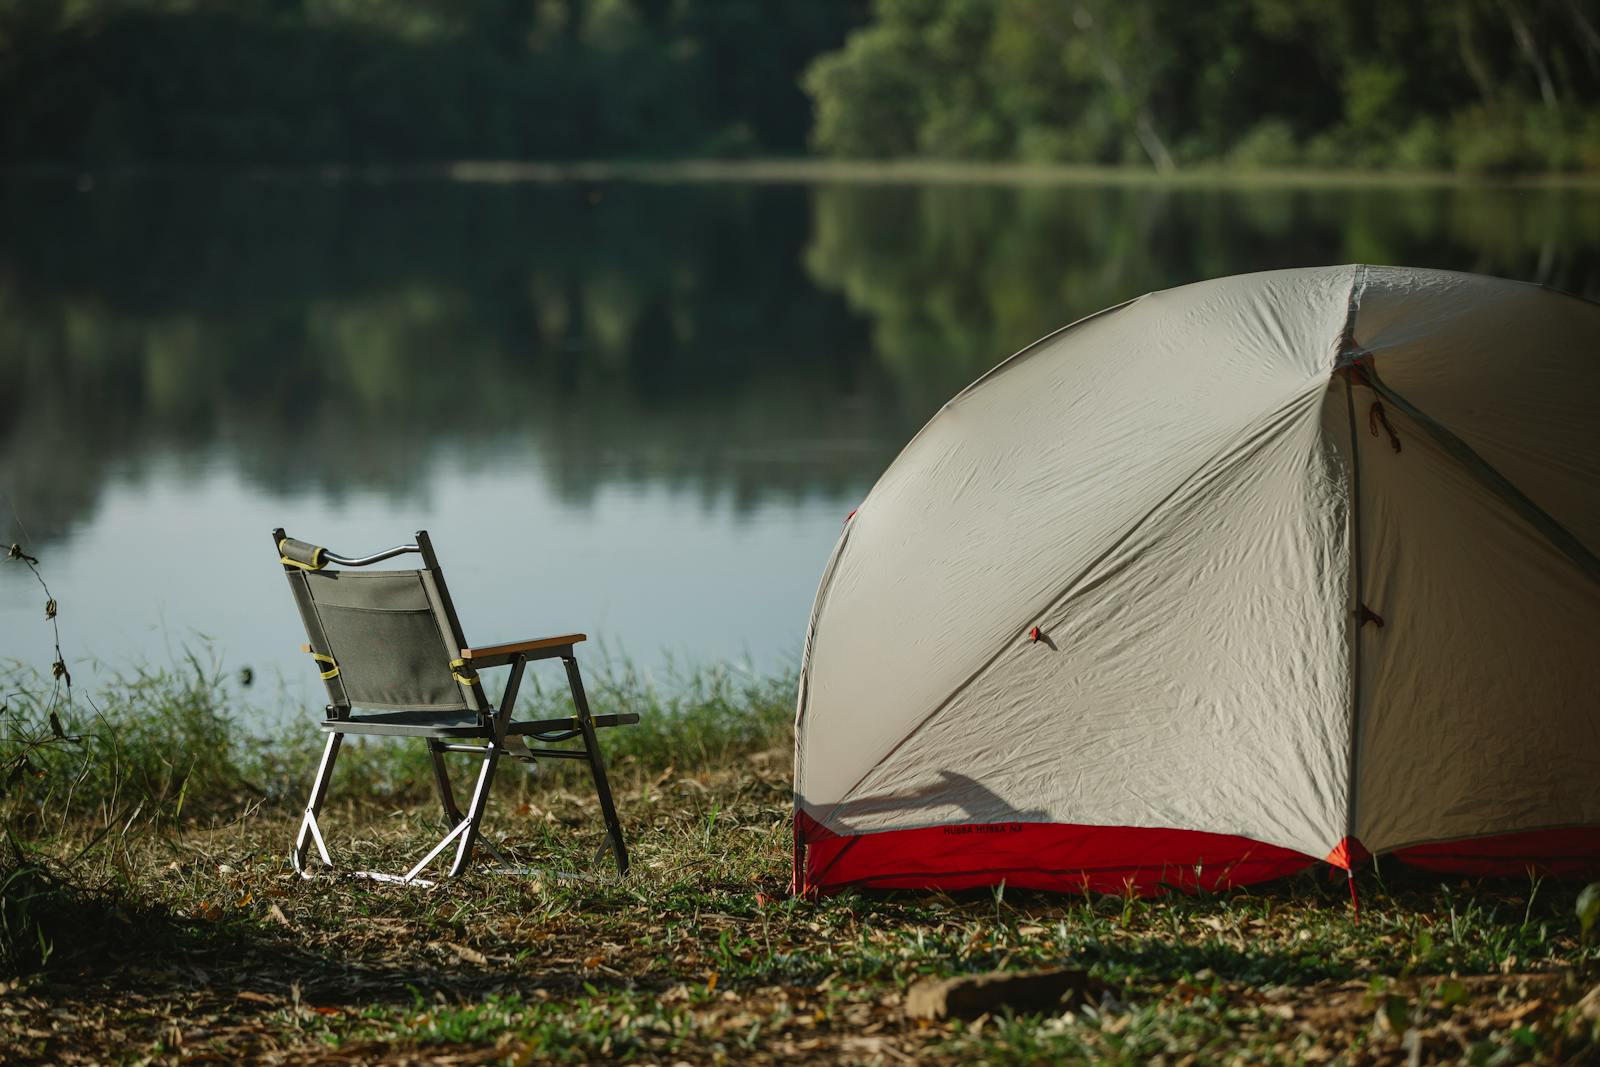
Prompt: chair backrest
<box><xmin>272</xmin><ymin>528</ymin><xmax>486</xmax><ymax>717</ymax></box>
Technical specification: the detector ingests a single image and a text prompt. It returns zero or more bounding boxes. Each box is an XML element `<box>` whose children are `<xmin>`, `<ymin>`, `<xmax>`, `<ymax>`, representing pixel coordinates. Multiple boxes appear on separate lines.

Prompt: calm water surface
<box><xmin>4</xmin><ymin>176</ymin><xmax>1600</xmax><ymax>714</ymax></box>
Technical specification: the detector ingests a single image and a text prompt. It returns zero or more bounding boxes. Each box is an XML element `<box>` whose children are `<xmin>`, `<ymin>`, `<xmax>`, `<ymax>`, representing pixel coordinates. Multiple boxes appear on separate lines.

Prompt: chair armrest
<box><xmin>458</xmin><ymin>633</ymin><xmax>587</xmax><ymax>667</ymax></box>
<box><xmin>516</xmin><ymin>712</ymin><xmax>640</xmax><ymax>737</ymax></box>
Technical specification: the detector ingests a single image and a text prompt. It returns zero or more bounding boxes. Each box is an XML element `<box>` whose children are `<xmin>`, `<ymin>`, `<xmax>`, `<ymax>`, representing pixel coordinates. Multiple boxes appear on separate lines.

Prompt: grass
<box><xmin>1</xmin><ymin>653</ymin><xmax>792</xmax><ymax>825</ymax></box>
<box><xmin>1</xmin><ymin>661</ymin><xmax>1598</xmax><ymax>1064</ymax></box>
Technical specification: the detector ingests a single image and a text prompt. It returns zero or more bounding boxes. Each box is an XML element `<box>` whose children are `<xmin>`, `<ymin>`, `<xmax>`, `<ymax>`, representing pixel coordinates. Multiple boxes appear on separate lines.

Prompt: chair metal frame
<box><xmin>273</xmin><ymin>527</ymin><xmax>634</xmax><ymax>884</ymax></box>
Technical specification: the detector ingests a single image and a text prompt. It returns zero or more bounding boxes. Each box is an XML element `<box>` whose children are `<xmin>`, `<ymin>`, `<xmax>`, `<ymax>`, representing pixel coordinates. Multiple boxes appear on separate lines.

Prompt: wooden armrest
<box><xmin>458</xmin><ymin>633</ymin><xmax>586</xmax><ymax>665</ymax></box>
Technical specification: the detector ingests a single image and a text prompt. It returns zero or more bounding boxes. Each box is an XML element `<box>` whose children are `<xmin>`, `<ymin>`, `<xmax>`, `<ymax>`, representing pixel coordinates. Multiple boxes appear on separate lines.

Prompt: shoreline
<box><xmin>5</xmin><ymin>157</ymin><xmax>1600</xmax><ymax>189</ymax></box>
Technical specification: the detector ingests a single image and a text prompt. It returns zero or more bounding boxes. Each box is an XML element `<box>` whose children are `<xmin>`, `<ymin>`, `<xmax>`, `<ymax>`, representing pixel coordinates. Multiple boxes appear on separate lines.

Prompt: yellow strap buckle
<box><xmin>449</xmin><ymin>658</ymin><xmax>481</xmax><ymax>686</ymax></box>
<box><xmin>278</xmin><ymin>539</ymin><xmax>327</xmax><ymax>571</ymax></box>
<box><xmin>308</xmin><ymin>651</ymin><xmax>340</xmax><ymax>680</ymax></box>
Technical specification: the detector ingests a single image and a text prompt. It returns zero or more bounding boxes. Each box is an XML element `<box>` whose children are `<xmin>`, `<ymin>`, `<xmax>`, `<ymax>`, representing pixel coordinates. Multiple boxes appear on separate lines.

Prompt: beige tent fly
<box><xmin>794</xmin><ymin>265</ymin><xmax>1600</xmax><ymax>897</ymax></box>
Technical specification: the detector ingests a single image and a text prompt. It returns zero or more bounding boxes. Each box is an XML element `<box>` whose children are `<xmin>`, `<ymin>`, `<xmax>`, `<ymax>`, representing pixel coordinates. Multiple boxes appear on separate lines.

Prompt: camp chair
<box><xmin>273</xmin><ymin>527</ymin><xmax>636</xmax><ymax>885</ymax></box>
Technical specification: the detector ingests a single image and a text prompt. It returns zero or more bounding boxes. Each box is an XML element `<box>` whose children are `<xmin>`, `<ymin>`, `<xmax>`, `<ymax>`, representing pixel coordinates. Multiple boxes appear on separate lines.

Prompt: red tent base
<box><xmin>794</xmin><ymin>815</ymin><xmax>1600</xmax><ymax>897</ymax></box>
<box><xmin>1393</xmin><ymin>828</ymin><xmax>1600</xmax><ymax>879</ymax></box>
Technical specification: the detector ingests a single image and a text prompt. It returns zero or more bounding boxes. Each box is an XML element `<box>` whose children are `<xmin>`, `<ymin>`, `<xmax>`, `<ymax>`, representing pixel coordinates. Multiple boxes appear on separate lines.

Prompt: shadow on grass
<box><xmin>2</xmin><ymin>855</ymin><xmax>650</xmax><ymax>1010</ymax></box>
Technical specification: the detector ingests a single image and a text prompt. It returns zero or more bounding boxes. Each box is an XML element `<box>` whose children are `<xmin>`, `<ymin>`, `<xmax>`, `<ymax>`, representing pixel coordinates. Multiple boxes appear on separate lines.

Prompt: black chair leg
<box><xmin>427</xmin><ymin>739</ymin><xmax>463</xmax><ymax>824</ymax></box>
<box><xmin>563</xmin><ymin>654</ymin><xmax>630</xmax><ymax>876</ymax></box>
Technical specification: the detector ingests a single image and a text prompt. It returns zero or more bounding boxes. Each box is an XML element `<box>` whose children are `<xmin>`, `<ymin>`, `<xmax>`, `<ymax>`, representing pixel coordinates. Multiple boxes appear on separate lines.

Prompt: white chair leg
<box><xmin>447</xmin><ymin>742</ymin><xmax>502</xmax><ymax>878</ymax></box>
<box><xmin>291</xmin><ymin>732</ymin><xmax>342</xmax><ymax>877</ymax></box>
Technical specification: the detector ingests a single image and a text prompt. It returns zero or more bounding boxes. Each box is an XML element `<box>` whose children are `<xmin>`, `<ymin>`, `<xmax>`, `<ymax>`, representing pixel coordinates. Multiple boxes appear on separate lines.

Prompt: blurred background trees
<box><xmin>807</xmin><ymin>0</ymin><xmax>1600</xmax><ymax>173</ymax></box>
<box><xmin>3</xmin><ymin>0</ymin><xmax>1600</xmax><ymax>172</ymax></box>
<box><xmin>0</xmin><ymin>0</ymin><xmax>867</xmax><ymax>164</ymax></box>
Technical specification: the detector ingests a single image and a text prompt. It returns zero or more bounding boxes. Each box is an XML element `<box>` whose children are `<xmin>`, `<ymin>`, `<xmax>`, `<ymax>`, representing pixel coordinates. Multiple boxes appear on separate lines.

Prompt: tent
<box><xmin>793</xmin><ymin>265</ymin><xmax>1600</xmax><ymax>897</ymax></box>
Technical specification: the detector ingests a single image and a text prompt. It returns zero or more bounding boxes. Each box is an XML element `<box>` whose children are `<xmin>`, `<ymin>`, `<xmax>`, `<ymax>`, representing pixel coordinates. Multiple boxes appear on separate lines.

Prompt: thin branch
<box><xmin>1498</xmin><ymin>0</ymin><xmax>1560</xmax><ymax>109</ymax></box>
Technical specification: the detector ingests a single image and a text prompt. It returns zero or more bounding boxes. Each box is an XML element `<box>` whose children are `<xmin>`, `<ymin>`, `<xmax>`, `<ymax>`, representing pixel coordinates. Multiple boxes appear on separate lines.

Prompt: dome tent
<box><xmin>793</xmin><ymin>265</ymin><xmax>1600</xmax><ymax>896</ymax></box>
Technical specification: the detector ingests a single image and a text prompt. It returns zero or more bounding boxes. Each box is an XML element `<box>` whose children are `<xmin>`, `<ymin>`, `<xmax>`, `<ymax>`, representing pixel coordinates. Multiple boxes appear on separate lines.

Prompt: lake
<box><xmin>4</xmin><ymin>173</ymin><xmax>1600</xmax><ymax>715</ymax></box>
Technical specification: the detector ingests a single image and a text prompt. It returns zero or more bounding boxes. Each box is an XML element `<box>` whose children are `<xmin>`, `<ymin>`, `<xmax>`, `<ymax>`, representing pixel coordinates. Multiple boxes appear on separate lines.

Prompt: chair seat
<box><xmin>321</xmin><ymin>709</ymin><xmax>641</xmax><ymax>738</ymax></box>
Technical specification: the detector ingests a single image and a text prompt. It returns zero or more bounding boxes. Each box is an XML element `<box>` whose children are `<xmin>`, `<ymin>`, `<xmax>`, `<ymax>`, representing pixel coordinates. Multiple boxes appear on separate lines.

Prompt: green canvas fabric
<box><xmin>416</xmin><ymin>569</ymin><xmax>486</xmax><ymax>713</ymax></box>
<box><xmin>297</xmin><ymin>570</ymin><xmax>470</xmax><ymax>712</ymax></box>
<box><xmin>284</xmin><ymin>569</ymin><xmax>351</xmax><ymax>709</ymax></box>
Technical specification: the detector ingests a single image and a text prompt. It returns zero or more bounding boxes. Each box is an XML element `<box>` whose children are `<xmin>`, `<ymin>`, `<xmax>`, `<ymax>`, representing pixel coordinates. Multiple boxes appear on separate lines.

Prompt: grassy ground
<box><xmin>2</xmin><ymin>664</ymin><xmax>1598</xmax><ymax>1065</ymax></box>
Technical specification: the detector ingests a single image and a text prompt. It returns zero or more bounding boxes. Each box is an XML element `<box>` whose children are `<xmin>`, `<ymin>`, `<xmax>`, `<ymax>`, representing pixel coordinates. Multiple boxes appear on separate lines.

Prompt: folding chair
<box><xmin>272</xmin><ymin>527</ymin><xmax>637</xmax><ymax>884</ymax></box>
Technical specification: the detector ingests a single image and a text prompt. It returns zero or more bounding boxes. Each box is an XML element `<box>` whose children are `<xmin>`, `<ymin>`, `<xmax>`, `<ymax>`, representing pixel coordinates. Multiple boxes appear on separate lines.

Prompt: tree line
<box><xmin>0</xmin><ymin>0</ymin><xmax>865</xmax><ymax>164</ymax></box>
<box><xmin>808</xmin><ymin>0</ymin><xmax>1600</xmax><ymax>173</ymax></box>
<box><xmin>3</xmin><ymin>0</ymin><xmax>1600</xmax><ymax>172</ymax></box>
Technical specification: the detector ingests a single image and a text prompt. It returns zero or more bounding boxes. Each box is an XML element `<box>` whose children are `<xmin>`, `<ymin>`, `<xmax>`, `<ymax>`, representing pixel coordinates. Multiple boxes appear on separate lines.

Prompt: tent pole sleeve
<box><xmin>1342</xmin><ymin>375</ymin><xmax>1366</xmax><ymax>848</ymax></box>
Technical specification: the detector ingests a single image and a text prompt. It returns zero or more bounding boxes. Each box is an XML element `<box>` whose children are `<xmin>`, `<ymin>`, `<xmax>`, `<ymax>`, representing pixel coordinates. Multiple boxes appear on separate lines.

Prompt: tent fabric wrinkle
<box><xmin>793</xmin><ymin>264</ymin><xmax>1600</xmax><ymax>895</ymax></box>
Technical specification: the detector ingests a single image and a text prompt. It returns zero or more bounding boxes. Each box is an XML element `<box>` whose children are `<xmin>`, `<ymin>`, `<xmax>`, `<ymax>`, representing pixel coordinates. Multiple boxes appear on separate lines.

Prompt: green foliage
<box><xmin>6</xmin><ymin>0</ymin><xmax>1600</xmax><ymax>171</ymax></box>
<box><xmin>1390</xmin><ymin>117</ymin><xmax>1451</xmax><ymax>171</ymax></box>
<box><xmin>805</xmin><ymin>0</ymin><xmax>1600</xmax><ymax>173</ymax></box>
<box><xmin>0</xmin><ymin>851</ymin><xmax>68</xmax><ymax>976</ymax></box>
<box><xmin>578</xmin><ymin>662</ymin><xmax>793</xmax><ymax>775</ymax></box>
<box><xmin>2</xmin><ymin>658</ymin><xmax>296</xmax><ymax>830</ymax></box>
<box><xmin>804</xmin><ymin>23</ymin><xmax>928</xmax><ymax>157</ymax></box>
<box><xmin>1450</xmin><ymin>105</ymin><xmax>1549</xmax><ymax>176</ymax></box>
<box><xmin>0</xmin><ymin>654</ymin><xmax>794</xmax><ymax>830</ymax></box>
<box><xmin>0</xmin><ymin>0</ymin><xmax>865</xmax><ymax>164</ymax></box>
<box><xmin>0</xmin><ymin>842</ymin><xmax>155</xmax><ymax>979</ymax></box>
<box><xmin>1579</xmin><ymin>882</ymin><xmax>1600</xmax><ymax>944</ymax></box>
<box><xmin>1342</xmin><ymin>62</ymin><xmax>1407</xmax><ymax>138</ymax></box>
<box><xmin>1228</xmin><ymin>120</ymin><xmax>1300</xmax><ymax>169</ymax></box>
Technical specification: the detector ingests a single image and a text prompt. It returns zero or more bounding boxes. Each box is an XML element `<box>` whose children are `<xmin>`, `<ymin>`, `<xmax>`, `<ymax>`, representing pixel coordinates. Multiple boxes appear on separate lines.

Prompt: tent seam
<box><xmin>1340</xmin><ymin>374</ymin><xmax>1365</xmax><ymax>851</ymax></box>
<box><xmin>1337</xmin><ymin>263</ymin><xmax>1369</xmax><ymax>856</ymax></box>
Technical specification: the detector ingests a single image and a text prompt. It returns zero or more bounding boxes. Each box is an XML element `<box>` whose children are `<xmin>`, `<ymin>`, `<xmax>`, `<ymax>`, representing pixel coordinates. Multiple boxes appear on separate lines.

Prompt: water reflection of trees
<box><xmin>0</xmin><ymin>179</ymin><xmax>898</xmax><ymax>544</ymax></box>
<box><xmin>804</xmin><ymin>181</ymin><xmax>1600</xmax><ymax>411</ymax></box>
<box><xmin>4</xmin><ymin>177</ymin><xmax>1600</xmax><ymax>546</ymax></box>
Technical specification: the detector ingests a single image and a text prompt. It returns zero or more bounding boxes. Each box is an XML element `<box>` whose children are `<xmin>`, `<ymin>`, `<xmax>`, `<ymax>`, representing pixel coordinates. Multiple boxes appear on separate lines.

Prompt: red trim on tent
<box><xmin>794</xmin><ymin>812</ymin><xmax>1314</xmax><ymax>897</ymax></box>
<box><xmin>1324</xmin><ymin>836</ymin><xmax>1370</xmax><ymax>870</ymax></box>
<box><xmin>794</xmin><ymin>816</ymin><xmax>1600</xmax><ymax>896</ymax></box>
<box><xmin>1393</xmin><ymin>828</ymin><xmax>1600</xmax><ymax>879</ymax></box>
